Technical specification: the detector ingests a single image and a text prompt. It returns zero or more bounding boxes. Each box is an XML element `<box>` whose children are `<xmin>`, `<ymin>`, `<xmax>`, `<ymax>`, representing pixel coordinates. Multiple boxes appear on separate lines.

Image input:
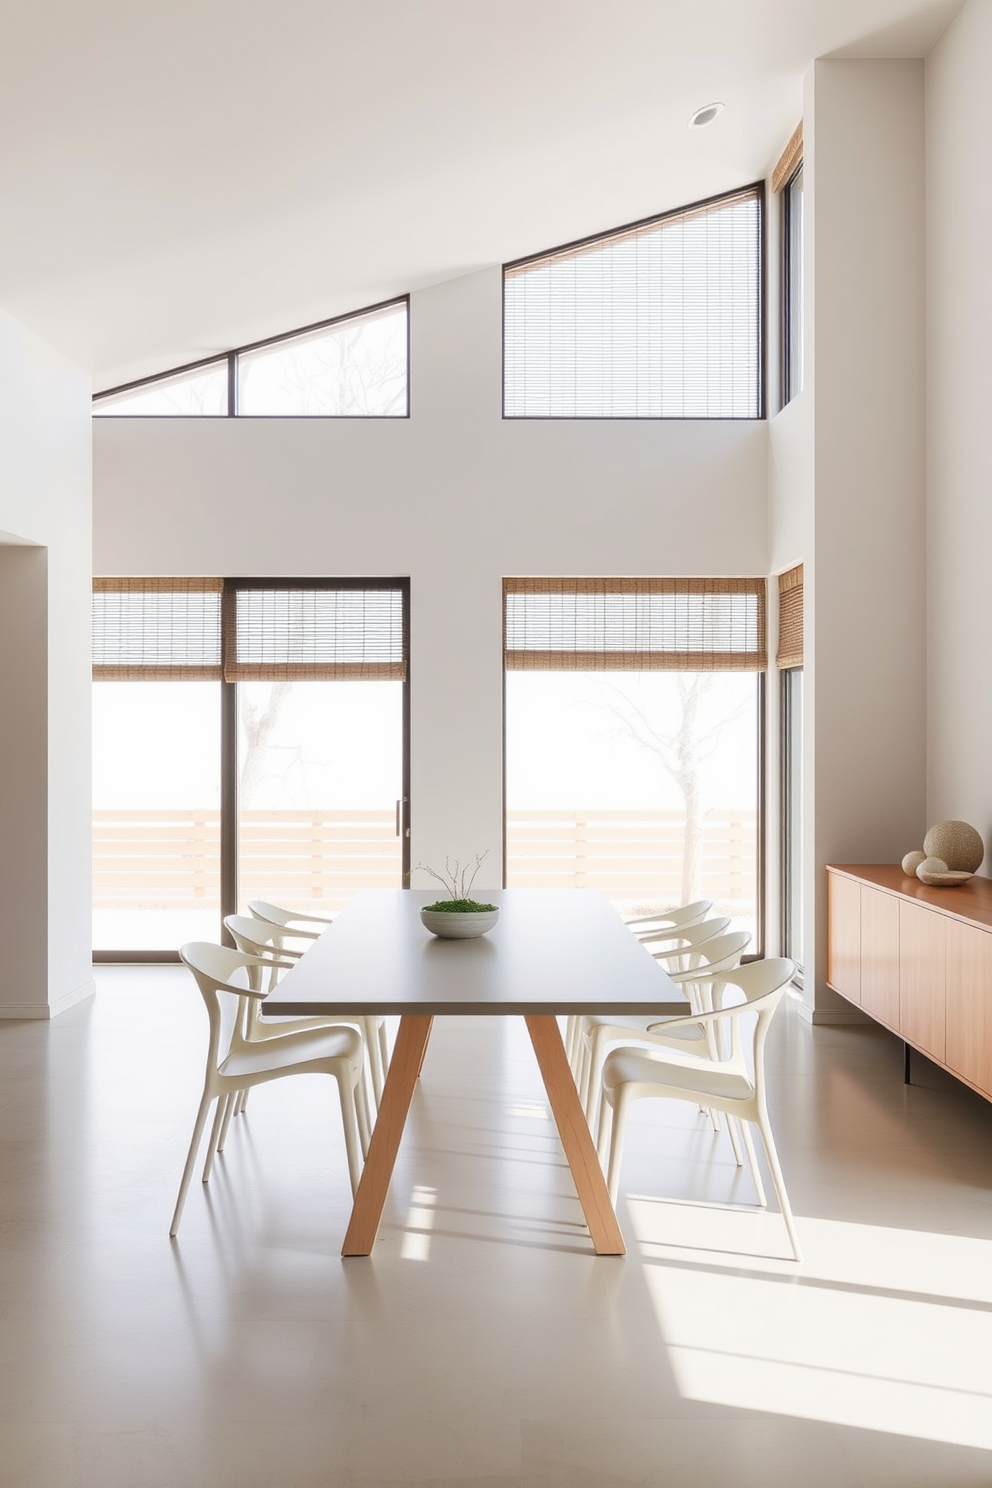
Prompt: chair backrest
<box><xmin>248</xmin><ymin>899</ymin><xmax>333</xmax><ymax>929</ymax></box>
<box><xmin>644</xmin><ymin>915</ymin><xmax>731</xmax><ymax>962</ymax></box>
<box><xmin>225</xmin><ymin>914</ymin><xmax>309</xmax><ymax>954</ymax></box>
<box><xmin>680</xmin><ymin>957</ymin><xmax>796</xmax><ymax>1078</ymax></box>
<box><xmin>631</xmin><ymin>898</ymin><xmax>712</xmax><ymax>937</ymax></box>
<box><xmin>664</xmin><ymin>929</ymin><xmax>751</xmax><ymax>979</ymax></box>
<box><xmin>180</xmin><ymin>942</ymin><xmax>287</xmax><ymax>1069</ymax></box>
<box><xmin>224</xmin><ymin>914</ymin><xmax>307</xmax><ymax>996</ymax></box>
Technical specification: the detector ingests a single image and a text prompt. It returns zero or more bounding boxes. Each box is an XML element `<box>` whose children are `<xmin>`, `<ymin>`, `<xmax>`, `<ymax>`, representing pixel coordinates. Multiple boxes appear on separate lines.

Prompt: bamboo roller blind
<box><xmin>503</xmin><ymin>186</ymin><xmax>762</xmax><ymax>420</ymax></box>
<box><xmin>776</xmin><ymin>565</ymin><xmax>803</xmax><ymax>669</ymax></box>
<box><xmin>225</xmin><ymin>584</ymin><xmax>406</xmax><ymax>681</ymax></box>
<box><xmin>92</xmin><ymin>578</ymin><xmax>223</xmax><ymax>680</ymax></box>
<box><xmin>94</xmin><ymin>579</ymin><xmax>407</xmax><ymax>681</ymax></box>
<box><xmin>772</xmin><ymin>123</ymin><xmax>803</xmax><ymax>194</ymax></box>
<box><xmin>504</xmin><ymin>578</ymin><xmax>767</xmax><ymax>672</ymax></box>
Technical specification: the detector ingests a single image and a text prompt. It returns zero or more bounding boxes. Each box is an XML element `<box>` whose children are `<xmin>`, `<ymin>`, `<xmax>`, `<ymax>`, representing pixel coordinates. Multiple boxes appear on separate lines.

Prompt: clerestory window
<box><xmin>503</xmin><ymin>185</ymin><xmax>763</xmax><ymax>419</ymax></box>
<box><xmin>92</xmin><ymin>299</ymin><xmax>409</xmax><ymax>418</ymax></box>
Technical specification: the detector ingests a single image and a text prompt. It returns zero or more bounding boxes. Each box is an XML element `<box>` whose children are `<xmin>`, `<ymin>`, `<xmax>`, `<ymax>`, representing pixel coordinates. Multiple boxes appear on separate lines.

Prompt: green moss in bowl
<box><xmin>423</xmin><ymin>898</ymin><xmax>498</xmax><ymax>913</ymax></box>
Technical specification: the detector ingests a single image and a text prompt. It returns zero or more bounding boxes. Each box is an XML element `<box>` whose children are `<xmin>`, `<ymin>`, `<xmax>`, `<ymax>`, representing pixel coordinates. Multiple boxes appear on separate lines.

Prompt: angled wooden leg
<box><xmin>525</xmin><ymin>1015</ymin><xmax>626</xmax><ymax>1256</ymax></box>
<box><xmin>342</xmin><ymin>1015</ymin><xmax>433</xmax><ymax>1256</ymax></box>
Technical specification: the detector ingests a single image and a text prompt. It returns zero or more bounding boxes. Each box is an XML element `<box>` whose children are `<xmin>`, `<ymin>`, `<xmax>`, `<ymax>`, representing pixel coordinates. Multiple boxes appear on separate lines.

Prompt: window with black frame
<box><xmin>92</xmin><ymin>298</ymin><xmax>409</xmax><ymax>418</ymax></box>
<box><xmin>503</xmin><ymin>185</ymin><xmax>763</xmax><ymax>420</ymax></box>
<box><xmin>504</xmin><ymin>577</ymin><xmax>767</xmax><ymax>949</ymax></box>
<box><xmin>92</xmin><ymin>577</ymin><xmax>409</xmax><ymax>959</ymax></box>
<box><xmin>782</xmin><ymin>164</ymin><xmax>804</xmax><ymax>405</ymax></box>
<box><xmin>774</xmin><ymin>122</ymin><xmax>804</xmax><ymax>408</ymax></box>
<box><xmin>777</xmin><ymin>565</ymin><xmax>804</xmax><ymax>979</ymax></box>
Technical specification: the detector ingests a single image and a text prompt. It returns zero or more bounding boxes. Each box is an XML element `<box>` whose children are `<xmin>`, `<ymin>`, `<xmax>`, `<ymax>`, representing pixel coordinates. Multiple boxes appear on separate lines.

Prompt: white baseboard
<box><xmin>0</xmin><ymin>976</ymin><xmax>96</xmax><ymax>1021</ymax></box>
<box><xmin>797</xmin><ymin>1001</ymin><xmax>870</xmax><ymax>1026</ymax></box>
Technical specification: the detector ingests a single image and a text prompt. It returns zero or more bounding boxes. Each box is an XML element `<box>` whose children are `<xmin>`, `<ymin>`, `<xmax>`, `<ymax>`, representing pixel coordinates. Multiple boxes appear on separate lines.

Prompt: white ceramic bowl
<box><xmin>420</xmin><ymin>907</ymin><xmax>499</xmax><ymax>939</ymax></box>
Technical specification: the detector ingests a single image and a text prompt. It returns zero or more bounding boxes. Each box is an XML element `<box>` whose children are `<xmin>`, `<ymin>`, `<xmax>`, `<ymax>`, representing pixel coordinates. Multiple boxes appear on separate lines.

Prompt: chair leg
<box><xmin>365</xmin><ymin>1017</ymin><xmax>384</xmax><ymax>1107</ymax></box>
<box><xmin>726</xmin><ymin>1113</ymin><xmax>744</xmax><ymax>1167</ymax></box>
<box><xmin>739</xmin><ymin>1118</ymin><xmax>767</xmax><ymax>1206</ymax></box>
<box><xmin>756</xmin><ymin>1114</ymin><xmax>802</xmax><ymax>1263</ymax></box>
<box><xmin>596</xmin><ymin>1090</ymin><xmax>613</xmax><ymax>1166</ymax></box>
<box><xmin>338</xmin><ymin>1074</ymin><xmax>363</xmax><ymax>1198</ymax></box>
<box><xmin>217</xmin><ymin>1091</ymin><xmax>236</xmax><ymax>1152</ymax></box>
<box><xmin>356</xmin><ymin>1067</ymin><xmax>372</xmax><ymax>1158</ymax></box>
<box><xmin>202</xmin><ymin>1094</ymin><xmax>229</xmax><ymax>1182</ymax></box>
<box><xmin>606</xmin><ymin>1088</ymin><xmax>632</xmax><ymax>1206</ymax></box>
<box><xmin>378</xmin><ymin>1017</ymin><xmax>391</xmax><ymax>1074</ymax></box>
<box><xmin>237</xmin><ymin>1087</ymin><xmax>250</xmax><ymax>1115</ymax></box>
<box><xmin>171</xmin><ymin>1091</ymin><xmax>215</xmax><ymax>1236</ymax></box>
<box><xmin>581</xmin><ymin>1029</ymin><xmax>605</xmax><ymax>1121</ymax></box>
<box><xmin>565</xmin><ymin>1014</ymin><xmax>580</xmax><ymax>1069</ymax></box>
<box><xmin>575</xmin><ymin>1036</ymin><xmax>589</xmax><ymax>1106</ymax></box>
<box><xmin>586</xmin><ymin>1078</ymin><xmax>602</xmax><ymax>1137</ymax></box>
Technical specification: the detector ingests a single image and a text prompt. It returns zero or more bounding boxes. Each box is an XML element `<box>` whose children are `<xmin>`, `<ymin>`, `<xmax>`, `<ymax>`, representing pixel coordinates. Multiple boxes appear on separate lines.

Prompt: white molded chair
<box><xmin>568</xmin><ymin>915</ymin><xmax>730</xmax><ymax>1087</ymax></box>
<box><xmin>170</xmin><ymin>942</ymin><xmax>369</xmax><ymax>1237</ymax></box>
<box><xmin>248</xmin><ymin>899</ymin><xmax>335</xmax><ymax>928</ymax></box>
<box><xmin>637</xmin><ymin>913</ymin><xmax>731</xmax><ymax>952</ymax></box>
<box><xmin>578</xmin><ymin>928</ymin><xmax>752</xmax><ymax>1125</ymax></box>
<box><xmin>626</xmin><ymin>898</ymin><xmax>713</xmax><ymax>940</ymax></box>
<box><xmin>226</xmin><ymin>912</ymin><xmax>385</xmax><ymax>1110</ymax></box>
<box><xmin>597</xmin><ymin>958</ymin><xmax>802</xmax><ymax>1262</ymax></box>
<box><xmin>249</xmin><ymin>900</ymin><xmax>391</xmax><ymax>1093</ymax></box>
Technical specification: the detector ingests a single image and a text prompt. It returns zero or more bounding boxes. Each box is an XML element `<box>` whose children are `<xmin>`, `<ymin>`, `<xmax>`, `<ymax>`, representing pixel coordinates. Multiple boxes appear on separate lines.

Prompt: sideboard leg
<box><xmin>903</xmin><ymin>1041</ymin><xmax>912</xmax><ymax>1085</ymax></box>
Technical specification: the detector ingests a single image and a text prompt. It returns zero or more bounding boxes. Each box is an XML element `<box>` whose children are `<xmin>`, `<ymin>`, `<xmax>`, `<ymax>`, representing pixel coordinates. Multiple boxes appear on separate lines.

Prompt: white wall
<box><xmin>926</xmin><ymin>0</ymin><xmax>992</xmax><ymax>857</ymax></box>
<box><xmin>94</xmin><ymin>266</ymin><xmax>769</xmax><ymax>885</ymax></box>
<box><xmin>0</xmin><ymin>309</ymin><xmax>93</xmax><ymax>1017</ymax></box>
<box><xmin>769</xmin><ymin>59</ymin><xmax>928</xmax><ymax>1019</ymax></box>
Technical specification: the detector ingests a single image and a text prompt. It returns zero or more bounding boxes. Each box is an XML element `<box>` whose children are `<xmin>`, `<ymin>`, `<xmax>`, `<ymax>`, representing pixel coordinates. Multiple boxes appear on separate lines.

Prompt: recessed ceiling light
<box><xmin>689</xmin><ymin>102</ymin><xmax>724</xmax><ymax>129</ymax></box>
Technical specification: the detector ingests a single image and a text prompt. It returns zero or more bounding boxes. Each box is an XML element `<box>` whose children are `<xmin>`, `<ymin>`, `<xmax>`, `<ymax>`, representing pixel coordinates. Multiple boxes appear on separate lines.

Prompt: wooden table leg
<box><xmin>342</xmin><ymin>1014</ymin><xmax>433</xmax><ymax>1256</ymax></box>
<box><xmin>525</xmin><ymin>1015</ymin><xmax>626</xmax><ymax>1256</ymax></box>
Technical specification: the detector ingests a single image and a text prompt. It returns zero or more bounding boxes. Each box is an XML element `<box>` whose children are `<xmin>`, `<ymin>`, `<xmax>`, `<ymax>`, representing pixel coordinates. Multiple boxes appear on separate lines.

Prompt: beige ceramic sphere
<box><xmin>901</xmin><ymin>849</ymin><xmax>926</xmax><ymax>876</ymax></box>
<box><xmin>916</xmin><ymin>856</ymin><xmax>948</xmax><ymax>878</ymax></box>
<box><xmin>923</xmin><ymin>820</ymin><xmax>985</xmax><ymax>874</ymax></box>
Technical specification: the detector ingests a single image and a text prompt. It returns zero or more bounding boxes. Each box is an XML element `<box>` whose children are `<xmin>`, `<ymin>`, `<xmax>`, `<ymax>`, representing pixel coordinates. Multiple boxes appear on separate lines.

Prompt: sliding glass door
<box><xmin>236</xmin><ymin>680</ymin><xmax>404</xmax><ymax>916</ymax></box>
<box><xmin>92</xmin><ymin>578</ymin><xmax>409</xmax><ymax>958</ymax></box>
<box><xmin>93</xmin><ymin>681</ymin><xmax>221</xmax><ymax>951</ymax></box>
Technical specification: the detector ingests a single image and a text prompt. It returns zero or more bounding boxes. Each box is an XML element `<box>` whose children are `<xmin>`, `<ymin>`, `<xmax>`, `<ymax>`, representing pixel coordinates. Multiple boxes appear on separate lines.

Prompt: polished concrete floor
<box><xmin>0</xmin><ymin>969</ymin><xmax>991</xmax><ymax>1486</ymax></box>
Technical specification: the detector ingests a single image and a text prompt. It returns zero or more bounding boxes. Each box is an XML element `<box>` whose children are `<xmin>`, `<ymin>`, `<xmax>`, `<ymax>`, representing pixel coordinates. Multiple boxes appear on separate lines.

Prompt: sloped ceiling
<box><xmin>0</xmin><ymin>0</ymin><xmax>961</xmax><ymax>389</ymax></box>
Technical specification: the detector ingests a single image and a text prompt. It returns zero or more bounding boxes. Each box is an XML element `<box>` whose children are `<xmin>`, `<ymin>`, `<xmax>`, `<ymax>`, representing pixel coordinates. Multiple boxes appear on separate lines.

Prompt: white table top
<box><xmin>263</xmin><ymin>888</ymin><xmax>684</xmax><ymax>1017</ymax></box>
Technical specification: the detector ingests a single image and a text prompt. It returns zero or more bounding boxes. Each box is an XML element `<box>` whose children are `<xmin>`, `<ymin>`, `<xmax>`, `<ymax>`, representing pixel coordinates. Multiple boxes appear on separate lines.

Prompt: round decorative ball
<box><xmin>916</xmin><ymin>856</ymin><xmax>948</xmax><ymax>879</ymax></box>
<box><xmin>901</xmin><ymin>849</ymin><xmax>926</xmax><ymax>876</ymax></box>
<box><xmin>922</xmin><ymin>820</ymin><xmax>984</xmax><ymax>874</ymax></box>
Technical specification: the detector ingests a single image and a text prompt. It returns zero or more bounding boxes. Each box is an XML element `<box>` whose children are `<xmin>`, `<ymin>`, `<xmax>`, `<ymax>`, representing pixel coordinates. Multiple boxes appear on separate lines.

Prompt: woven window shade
<box><xmin>503</xmin><ymin>186</ymin><xmax>762</xmax><ymax>419</ymax></box>
<box><xmin>92</xmin><ymin>578</ymin><xmax>223</xmax><ymax>680</ymax></box>
<box><xmin>224</xmin><ymin>585</ymin><xmax>407</xmax><ymax>681</ymax></box>
<box><xmin>504</xmin><ymin>578</ymin><xmax>766</xmax><ymax>672</ymax></box>
<box><xmin>772</xmin><ymin>123</ymin><xmax>803</xmax><ymax>194</ymax></box>
<box><xmin>777</xmin><ymin>565</ymin><xmax>803</xmax><ymax>669</ymax></box>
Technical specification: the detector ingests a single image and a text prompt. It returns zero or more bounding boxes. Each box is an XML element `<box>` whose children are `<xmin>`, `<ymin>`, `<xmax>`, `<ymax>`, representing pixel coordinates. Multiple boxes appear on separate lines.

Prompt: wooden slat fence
<box><xmin>94</xmin><ymin>807</ymin><xmax>755</xmax><ymax>916</ymax></box>
<box><xmin>506</xmin><ymin>809</ymin><xmax>756</xmax><ymax>913</ymax></box>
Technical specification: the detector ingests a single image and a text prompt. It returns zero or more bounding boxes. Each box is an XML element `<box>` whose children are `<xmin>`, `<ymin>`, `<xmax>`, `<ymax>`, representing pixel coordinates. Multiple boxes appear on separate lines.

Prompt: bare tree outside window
<box><xmin>239</xmin><ymin>682</ymin><xmax>294</xmax><ymax>805</ymax></box>
<box><xmin>596</xmin><ymin>674</ymin><xmax>750</xmax><ymax>907</ymax></box>
<box><xmin>238</xmin><ymin>308</ymin><xmax>407</xmax><ymax>416</ymax></box>
<box><xmin>505</xmin><ymin>670</ymin><xmax>758</xmax><ymax>935</ymax></box>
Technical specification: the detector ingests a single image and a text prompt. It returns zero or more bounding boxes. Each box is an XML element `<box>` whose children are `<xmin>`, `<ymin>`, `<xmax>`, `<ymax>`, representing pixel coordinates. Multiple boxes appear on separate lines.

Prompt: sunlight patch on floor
<box><xmin>400</xmin><ymin>1184</ymin><xmax>437</xmax><ymax>1261</ymax></box>
<box><xmin>629</xmin><ymin>1197</ymin><xmax>992</xmax><ymax>1450</ymax></box>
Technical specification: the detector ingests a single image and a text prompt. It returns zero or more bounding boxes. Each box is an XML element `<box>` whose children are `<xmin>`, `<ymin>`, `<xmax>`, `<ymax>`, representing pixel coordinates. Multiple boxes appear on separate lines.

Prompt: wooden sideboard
<box><xmin>827</xmin><ymin>864</ymin><xmax>992</xmax><ymax>1103</ymax></box>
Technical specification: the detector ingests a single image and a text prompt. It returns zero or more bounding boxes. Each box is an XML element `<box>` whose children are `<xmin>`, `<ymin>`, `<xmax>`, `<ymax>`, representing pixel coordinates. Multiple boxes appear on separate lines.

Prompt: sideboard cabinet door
<box><xmin>827</xmin><ymin>873</ymin><xmax>862</xmax><ymax>1003</ymax></box>
<box><xmin>860</xmin><ymin>887</ymin><xmax>900</xmax><ymax>1029</ymax></box>
<box><xmin>945</xmin><ymin>920</ymin><xmax>992</xmax><ymax>1098</ymax></box>
<box><xmin>899</xmin><ymin>901</ymin><xmax>946</xmax><ymax>1063</ymax></box>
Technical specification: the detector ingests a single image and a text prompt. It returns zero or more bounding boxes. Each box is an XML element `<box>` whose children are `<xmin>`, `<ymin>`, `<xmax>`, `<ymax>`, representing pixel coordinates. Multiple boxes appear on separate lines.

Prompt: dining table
<box><xmin>263</xmin><ymin>887</ymin><xmax>685</xmax><ymax>1257</ymax></box>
